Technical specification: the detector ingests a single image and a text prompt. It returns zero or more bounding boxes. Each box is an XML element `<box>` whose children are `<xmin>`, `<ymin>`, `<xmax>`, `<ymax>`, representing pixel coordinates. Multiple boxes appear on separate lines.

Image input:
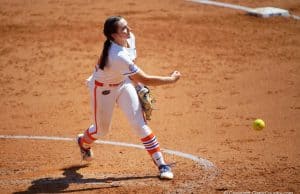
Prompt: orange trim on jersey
<box><xmin>141</xmin><ymin>133</ymin><xmax>154</xmax><ymax>142</ymax></box>
<box><xmin>147</xmin><ymin>147</ymin><xmax>161</xmax><ymax>155</ymax></box>
<box><xmin>90</xmin><ymin>85</ymin><xmax>98</xmax><ymax>137</ymax></box>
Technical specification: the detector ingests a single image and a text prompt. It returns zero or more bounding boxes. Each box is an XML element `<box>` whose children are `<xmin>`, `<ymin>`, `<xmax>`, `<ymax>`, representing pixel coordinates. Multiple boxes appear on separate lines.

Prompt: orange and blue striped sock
<box><xmin>141</xmin><ymin>133</ymin><xmax>166</xmax><ymax>167</ymax></box>
<box><xmin>79</xmin><ymin>130</ymin><xmax>97</xmax><ymax>149</ymax></box>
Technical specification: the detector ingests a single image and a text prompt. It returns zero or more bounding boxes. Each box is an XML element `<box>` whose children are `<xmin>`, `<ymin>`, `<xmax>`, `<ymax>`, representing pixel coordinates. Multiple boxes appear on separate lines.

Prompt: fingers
<box><xmin>171</xmin><ymin>71</ymin><xmax>180</xmax><ymax>77</ymax></box>
<box><xmin>171</xmin><ymin>70</ymin><xmax>181</xmax><ymax>82</ymax></box>
<box><xmin>173</xmin><ymin>71</ymin><xmax>181</xmax><ymax>77</ymax></box>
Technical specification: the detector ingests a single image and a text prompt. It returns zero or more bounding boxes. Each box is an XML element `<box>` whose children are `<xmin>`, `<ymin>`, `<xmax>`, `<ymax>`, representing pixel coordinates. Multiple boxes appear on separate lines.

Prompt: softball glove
<box><xmin>136</xmin><ymin>85</ymin><xmax>155</xmax><ymax>121</ymax></box>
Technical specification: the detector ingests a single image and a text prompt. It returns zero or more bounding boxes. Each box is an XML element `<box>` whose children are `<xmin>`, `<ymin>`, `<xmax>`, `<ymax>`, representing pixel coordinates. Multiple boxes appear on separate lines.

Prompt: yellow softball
<box><xmin>253</xmin><ymin>119</ymin><xmax>265</xmax><ymax>131</ymax></box>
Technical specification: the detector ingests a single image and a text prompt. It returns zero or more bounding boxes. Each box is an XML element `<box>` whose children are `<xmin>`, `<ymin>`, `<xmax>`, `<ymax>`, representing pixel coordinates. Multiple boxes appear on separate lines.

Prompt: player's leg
<box><xmin>117</xmin><ymin>81</ymin><xmax>173</xmax><ymax>179</ymax></box>
<box><xmin>78</xmin><ymin>84</ymin><xmax>117</xmax><ymax>161</ymax></box>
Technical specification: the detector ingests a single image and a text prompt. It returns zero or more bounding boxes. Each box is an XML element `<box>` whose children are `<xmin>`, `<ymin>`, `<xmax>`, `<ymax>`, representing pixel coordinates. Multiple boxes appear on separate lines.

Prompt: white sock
<box><xmin>152</xmin><ymin>151</ymin><xmax>166</xmax><ymax>167</ymax></box>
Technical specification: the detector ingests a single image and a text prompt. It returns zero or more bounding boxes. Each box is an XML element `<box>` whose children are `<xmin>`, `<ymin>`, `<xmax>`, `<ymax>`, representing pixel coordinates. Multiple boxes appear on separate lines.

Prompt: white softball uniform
<box><xmin>85</xmin><ymin>33</ymin><xmax>151</xmax><ymax>139</ymax></box>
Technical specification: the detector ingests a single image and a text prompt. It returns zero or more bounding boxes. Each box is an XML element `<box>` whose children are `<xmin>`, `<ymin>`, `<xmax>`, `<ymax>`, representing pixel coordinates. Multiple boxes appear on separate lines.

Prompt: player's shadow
<box><xmin>14</xmin><ymin>164</ymin><xmax>157</xmax><ymax>193</ymax></box>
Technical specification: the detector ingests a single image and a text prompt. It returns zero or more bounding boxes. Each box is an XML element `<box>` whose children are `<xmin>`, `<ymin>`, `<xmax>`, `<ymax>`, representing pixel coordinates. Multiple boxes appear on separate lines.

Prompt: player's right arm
<box><xmin>113</xmin><ymin>51</ymin><xmax>181</xmax><ymax>86</ymax></box>
<box><xmin>130</xmin><ymin>69</ymin><xmax>181</xmax><ymax>86</ymax></box>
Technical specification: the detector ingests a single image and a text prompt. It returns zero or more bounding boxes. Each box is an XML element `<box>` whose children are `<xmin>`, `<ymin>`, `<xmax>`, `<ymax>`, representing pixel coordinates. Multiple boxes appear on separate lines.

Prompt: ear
<box><xmin>111</xmin><ymin>33</ymin><xmax>118</xmax><ymax>41</ymax></box>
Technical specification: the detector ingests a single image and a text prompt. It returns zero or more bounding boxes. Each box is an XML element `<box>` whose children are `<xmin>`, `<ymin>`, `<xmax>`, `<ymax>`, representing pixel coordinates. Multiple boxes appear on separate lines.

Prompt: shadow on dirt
<box><xmin>14</xmin><ymin>164</ymin><xmax>157</xmax><ymax>193</ymax></box>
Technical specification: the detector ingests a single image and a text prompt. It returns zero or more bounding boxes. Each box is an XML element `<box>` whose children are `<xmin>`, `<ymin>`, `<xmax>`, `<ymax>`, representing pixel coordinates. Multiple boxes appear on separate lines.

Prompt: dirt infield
<box><xmin>0</xmin><ymin>0</ymin><xmax>299</xmax><ymax>193</ymax></box>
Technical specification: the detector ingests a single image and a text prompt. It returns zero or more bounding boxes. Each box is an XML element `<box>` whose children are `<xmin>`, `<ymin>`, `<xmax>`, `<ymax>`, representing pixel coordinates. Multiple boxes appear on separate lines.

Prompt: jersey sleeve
<box><xmin>127</xmin><ymin>32</ymin><xmax>137</xmax><ymax>61</ymax></box>
<box><xmin>113</xmin><ymin>52</ymin><xmax>140</xmax><ymax>76</ymax></box>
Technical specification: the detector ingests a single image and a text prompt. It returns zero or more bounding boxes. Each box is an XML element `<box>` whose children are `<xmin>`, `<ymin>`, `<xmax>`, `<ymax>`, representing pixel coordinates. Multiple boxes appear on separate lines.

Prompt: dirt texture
<box><xmin>0</xmin><ymin>0</ymin><xmax>299</xmax><ymax>193</ymax></box>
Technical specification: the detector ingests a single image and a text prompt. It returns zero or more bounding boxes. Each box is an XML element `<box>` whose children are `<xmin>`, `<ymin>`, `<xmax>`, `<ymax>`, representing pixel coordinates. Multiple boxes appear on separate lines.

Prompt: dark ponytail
<box><xmin>98</xmin><ymin>16</ymin><xmax>122</xmax><ymax>70</ymax></box>
<box><xmin>98</xmin><ymin>39</ymin><xmax>111</xmax><ymax>70</ymax></box>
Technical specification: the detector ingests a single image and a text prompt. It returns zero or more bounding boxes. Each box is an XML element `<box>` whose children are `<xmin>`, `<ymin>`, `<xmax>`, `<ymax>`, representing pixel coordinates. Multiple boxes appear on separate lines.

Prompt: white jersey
<box><xmin>91</xmin><ymin>32</ymin><xmax>138</xmax><ymax>84</ymax></box>
<box><xmin>126</xmin><ymin>32</ymin><xmax>137</xmax><ymax>61</ymax></box>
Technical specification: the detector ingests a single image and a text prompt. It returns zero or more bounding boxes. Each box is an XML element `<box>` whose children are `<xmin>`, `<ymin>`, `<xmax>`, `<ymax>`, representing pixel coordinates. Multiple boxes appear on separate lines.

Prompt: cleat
<box><xmin>77</xmin><ymin>134</ymin><xmax>93</xmax><ymax>161</ymax></box>
<box><xmin>159</xmin><ymin>164</ymin><xmax>174</xmax><ymax>180</ymax></box>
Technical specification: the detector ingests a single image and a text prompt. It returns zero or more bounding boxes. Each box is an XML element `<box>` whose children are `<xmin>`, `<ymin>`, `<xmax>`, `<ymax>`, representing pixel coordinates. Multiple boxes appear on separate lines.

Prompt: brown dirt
<box><xmin>0</xmin><ymin>0</ymin><xmax>299</xmax><ymax>193</ymax></box>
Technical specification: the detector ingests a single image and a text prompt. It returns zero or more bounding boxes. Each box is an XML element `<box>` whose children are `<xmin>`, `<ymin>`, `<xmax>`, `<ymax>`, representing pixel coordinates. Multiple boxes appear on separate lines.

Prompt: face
<box><xmin>114</xmin><ymin>18</ymin><xmax>131</xmax><ymax>40</ymax></box>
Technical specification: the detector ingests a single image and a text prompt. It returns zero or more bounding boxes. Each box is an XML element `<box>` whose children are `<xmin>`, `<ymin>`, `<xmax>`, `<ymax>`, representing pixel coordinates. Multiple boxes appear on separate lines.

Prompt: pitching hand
<box><xmin>170</xmin><ymin>71</ymin><xmax>181</xmax><ymax>82</ymax></box>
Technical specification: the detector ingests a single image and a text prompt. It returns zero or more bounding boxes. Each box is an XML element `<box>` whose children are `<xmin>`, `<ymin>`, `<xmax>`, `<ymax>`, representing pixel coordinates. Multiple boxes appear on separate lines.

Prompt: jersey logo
<box><xmin>102</xmin><ymin>90</ymin><xmax>110</xmax><ymax>95</ymax></box>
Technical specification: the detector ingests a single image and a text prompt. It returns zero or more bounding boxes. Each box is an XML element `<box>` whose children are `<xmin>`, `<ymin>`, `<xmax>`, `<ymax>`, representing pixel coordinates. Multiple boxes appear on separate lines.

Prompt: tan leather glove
<box><xmin>136</xmin><ymin>86</ymin><xmax>155</xmax><ymax>121</ymax></box>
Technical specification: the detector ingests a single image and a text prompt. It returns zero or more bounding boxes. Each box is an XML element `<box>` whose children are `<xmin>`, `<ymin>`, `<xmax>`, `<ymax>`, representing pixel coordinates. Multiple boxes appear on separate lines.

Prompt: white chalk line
<box><xmin>0</xmin><ymin>135</ymin><xmax>215</xmax><ymax>170</ymax></box>
<box><xmin>188</xmin><ymin>0</ymin><xmax>300</xmax><ymax>20</ymax></box>
<box><xmin>189</xmin><ymin>0</ymin><xmax>254</xmax><ymax>12</ymax></box>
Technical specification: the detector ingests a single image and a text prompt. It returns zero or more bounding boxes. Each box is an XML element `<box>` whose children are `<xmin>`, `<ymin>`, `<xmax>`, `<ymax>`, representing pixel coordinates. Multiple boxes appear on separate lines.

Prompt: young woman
<box><xmin>77</xmin><ymin>16</ymin><xmax>181</xmax><ymax>180</ymax></box>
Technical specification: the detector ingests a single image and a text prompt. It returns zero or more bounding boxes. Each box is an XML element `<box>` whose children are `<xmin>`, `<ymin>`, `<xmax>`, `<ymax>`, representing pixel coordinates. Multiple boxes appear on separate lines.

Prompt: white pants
<box><xmin>86</xmin><ymin>78</ymin><xmax>152</xmax><ymax>139</ymax></box>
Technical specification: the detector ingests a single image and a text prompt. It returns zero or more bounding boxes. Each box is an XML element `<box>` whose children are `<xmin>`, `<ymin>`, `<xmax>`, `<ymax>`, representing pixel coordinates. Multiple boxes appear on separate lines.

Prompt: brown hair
<box><xmin>98</xmin><ymin>16</ymin><xmax>122</xmax><ymax>70</ymax></box>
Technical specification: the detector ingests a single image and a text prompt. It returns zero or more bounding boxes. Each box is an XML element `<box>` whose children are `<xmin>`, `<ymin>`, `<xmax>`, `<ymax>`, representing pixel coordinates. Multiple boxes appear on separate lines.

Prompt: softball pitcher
<box><xmin>77</xmin><ymin>16</ymin><xmax>181</xmax><ymax>180</ymax></box>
